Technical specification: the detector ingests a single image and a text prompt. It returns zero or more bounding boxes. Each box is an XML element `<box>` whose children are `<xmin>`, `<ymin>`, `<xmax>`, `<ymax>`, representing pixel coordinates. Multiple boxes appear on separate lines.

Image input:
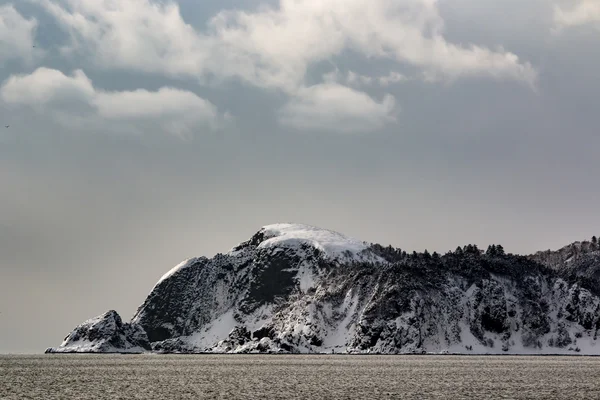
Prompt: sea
<box><xmin>1</xmin><ymin>355</ymin><xmax>599</xmax><ymax>399</ymax></box>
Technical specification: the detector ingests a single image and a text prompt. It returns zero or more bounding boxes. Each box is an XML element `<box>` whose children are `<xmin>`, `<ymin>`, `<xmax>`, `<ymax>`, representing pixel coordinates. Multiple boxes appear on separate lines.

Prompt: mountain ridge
<box><xmin>47</xmin><ymin>224</ymin><xmax>600</xmax><ymax>355</ymax></box>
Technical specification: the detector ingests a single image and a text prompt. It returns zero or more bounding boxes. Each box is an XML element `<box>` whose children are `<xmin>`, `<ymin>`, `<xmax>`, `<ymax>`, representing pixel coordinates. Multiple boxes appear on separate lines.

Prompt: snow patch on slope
<box><xmin>296</xmin><ymin>263</ymin><xmax>316</xmax><ymax>292</ymax></box>
<box><xmin>321</xmin><ymin>289</ymin><xmax>359</xmax><ymax>351</ymax></box>
<box><xmin>48</xmin><ymin>340</ymin><xmax>146</xmax><ymax>354</ymax></box>
<box><xmin>187</xmin><ymin>310</ymin><xmax>237</xmax><ymax>349</ymax></box>
<box><xmin>257</xmin><ymin>223</ymin><xmax>382</xmax><ymax>262</ymax></box>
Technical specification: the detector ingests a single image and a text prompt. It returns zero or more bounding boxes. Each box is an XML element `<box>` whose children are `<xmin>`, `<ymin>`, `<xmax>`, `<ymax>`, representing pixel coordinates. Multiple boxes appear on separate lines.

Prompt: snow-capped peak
<box><xmin>233</xmin><ymin>223</ymin><xmax>379</xmax><ymax>263</ymax></box>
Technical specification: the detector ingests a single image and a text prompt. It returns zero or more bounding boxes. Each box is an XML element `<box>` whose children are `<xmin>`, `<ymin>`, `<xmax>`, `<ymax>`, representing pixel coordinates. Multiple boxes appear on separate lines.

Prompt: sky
<box><xmin>0</xmin><ymin>0</ymin><xmax>599</xmax><ymax>353</ymax></box>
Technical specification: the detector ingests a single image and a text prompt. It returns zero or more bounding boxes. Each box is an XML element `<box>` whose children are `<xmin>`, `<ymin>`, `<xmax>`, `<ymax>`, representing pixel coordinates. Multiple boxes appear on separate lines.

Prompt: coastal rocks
<box><xmin>46</xmin><ymin>310</ymin><xmax>151</xmax><ymax>353</ymax></box>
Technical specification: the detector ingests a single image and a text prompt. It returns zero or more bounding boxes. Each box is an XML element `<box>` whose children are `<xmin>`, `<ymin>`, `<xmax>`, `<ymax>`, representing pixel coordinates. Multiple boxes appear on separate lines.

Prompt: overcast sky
<box><xmin>0</xmin><ymin>0</ymin><xmax>599</xmax><ymax>353</ymax></box>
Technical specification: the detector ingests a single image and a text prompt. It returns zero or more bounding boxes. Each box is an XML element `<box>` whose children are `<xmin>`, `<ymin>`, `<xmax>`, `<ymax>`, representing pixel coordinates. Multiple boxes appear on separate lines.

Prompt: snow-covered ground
<box><xmin>231</xmin><ymin>223</ymin><xmax>386</xmax><ymax>264</ymax></box>
<box><xmin>258</xmin><ymin>224</ymin><xmax>370</xmax><ymax>258</ymax></box>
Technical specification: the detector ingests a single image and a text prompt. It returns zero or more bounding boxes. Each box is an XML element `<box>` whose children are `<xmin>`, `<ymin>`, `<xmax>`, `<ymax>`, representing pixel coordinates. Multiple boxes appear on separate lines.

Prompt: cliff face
<box><xmin>49</xmin><ymin>224</ymin><xmax>600</xmax><ymax>354</ymax></box>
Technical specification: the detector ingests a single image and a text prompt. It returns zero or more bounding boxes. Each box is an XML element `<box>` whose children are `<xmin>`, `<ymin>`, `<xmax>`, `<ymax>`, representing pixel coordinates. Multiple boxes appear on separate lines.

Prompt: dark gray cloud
<box><xmin>0</xmin><ymin>0</ymin><xmax>599</xmax><ymax>353</ymax></box>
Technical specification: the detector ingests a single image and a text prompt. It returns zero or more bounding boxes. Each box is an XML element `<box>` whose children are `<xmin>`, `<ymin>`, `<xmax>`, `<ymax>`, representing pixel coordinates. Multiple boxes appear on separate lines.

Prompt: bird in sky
<box><xmin>5</xmin><ymin>125</ymin><xmax>9</xmax><ymax>128</ymax></box>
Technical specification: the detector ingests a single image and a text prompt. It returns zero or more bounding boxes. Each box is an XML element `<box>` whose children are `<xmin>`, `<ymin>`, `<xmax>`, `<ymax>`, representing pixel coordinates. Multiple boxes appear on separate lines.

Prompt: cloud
<box><xmin>554</xmin><ymin>0</ymin><xmax>600</xmax><ymax>29</ymax></box>
<box><xmin>94</xmin><ymin>88</ymin><xmax>218</xmax><ymax>121</ymax></box>
<box><xmin>33</xmin><ymin>0</ymin><xmax>537</xmax><ymax>91</ymax></box>
<box><xmin>279</xmin><ymin>83</ymin><xmax>396</xmax><ymax>133</ymax></box>
<box><xmin>378</xmin><ymin>72</ymin><xmax>409</xmax><ymax>86</ymax></box>
<box><xmin>324</xmin><ymin>69</ymin><xmax>409</xmax><ymax>87</ymax></box>
<box><xmin>32</xmin><ymin>0</ymin><xmax>213</xmax><ymax>76</ymax></box>
<box><xmin>199</xmin><ymin>0</ymin><xmax>537</xmax><ymax>86</ymax></box>
<box><xmin>1</xmin><ymin>67</ymin><xmax>94</xmax><ymax>105</ymax></box>
<box><xmin>0</xmin><ymin>5</ymin><xmax>39</xmax><ymax>64</ymax></box>
<box><xmin>347</xmin><ymin>71</ymin><xmax>374</xmax><ymax>86</ymax></box>
<box><xmin>1</xmin><ymin>67</ymin><xmax>224</xmax><ymax>136</ymax></box>
<box><xmin>24</xmin><ymin>0</ymin><xmax>537</xmax><ymax>135</ymax></box>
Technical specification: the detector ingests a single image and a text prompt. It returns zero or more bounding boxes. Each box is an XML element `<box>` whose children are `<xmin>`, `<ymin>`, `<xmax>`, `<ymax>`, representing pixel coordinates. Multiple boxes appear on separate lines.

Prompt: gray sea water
<box><xmin>1</xmin><ymin>355</ymin><xmax>600</xmax><ymax>399</ymax></box>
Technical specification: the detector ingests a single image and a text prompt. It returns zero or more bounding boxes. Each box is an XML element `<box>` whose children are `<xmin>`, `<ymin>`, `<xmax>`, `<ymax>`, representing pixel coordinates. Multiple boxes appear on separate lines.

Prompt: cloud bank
<box><xmin>34</xmin><ymin>0</ymin><xmax>537</xmax><ymax>88</ymax></box>
<box><xmin>1</xmin><ymin>67</ymin><xmax>224</xmax><ymax>136</ymax></box>
<box><xmin>23</xmin><ymin>0</ymin><xmax>538</xmax><ymax>133</ymax></box>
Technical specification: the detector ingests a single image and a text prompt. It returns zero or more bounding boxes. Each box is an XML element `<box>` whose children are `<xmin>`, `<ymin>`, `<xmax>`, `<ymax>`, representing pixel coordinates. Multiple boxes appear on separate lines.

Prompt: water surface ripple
<box><xmin>1</xmin><ymin>355</ymin><xmax>599</xmax><ymax>399</ymax></box>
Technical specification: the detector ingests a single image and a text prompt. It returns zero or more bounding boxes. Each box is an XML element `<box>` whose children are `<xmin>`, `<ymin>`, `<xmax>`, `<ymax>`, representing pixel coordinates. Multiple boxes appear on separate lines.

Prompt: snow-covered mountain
<box><xmin>47</xmin><ymin>224</ymin><xmax>600</xmax><ymax>354</ymax></box>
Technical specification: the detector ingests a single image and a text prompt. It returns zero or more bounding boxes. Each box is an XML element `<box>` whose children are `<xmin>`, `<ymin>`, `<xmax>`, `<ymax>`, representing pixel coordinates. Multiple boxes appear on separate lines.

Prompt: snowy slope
<box><xmin>50</xmin><ymin>224</ymin><xmax>600</xmax><ymax>355</ymax></box>
<box><xmin>46</xmin><ymin>310</ymin><xmax>150</xmax><ymax>353</ymax></box>
<box><xmin>532</xmin><ymin>240</ymin><xmax>600</xmax><ymax>285</ymax></box>
<box><xmin>252</xmin><ymin>223</ymin><xmax>383</xmax><ymax>263</ymax></box>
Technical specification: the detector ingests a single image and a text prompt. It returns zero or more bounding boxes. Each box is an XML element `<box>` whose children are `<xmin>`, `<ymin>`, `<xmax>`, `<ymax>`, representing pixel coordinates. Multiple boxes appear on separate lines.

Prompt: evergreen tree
<box><xmin>496</xmin><ymin>244</ymin><xmax>505</xmax><ymax>255</ymax></box>
<box><xmin>464</xmin><ymin>244</ymin><xmax>480</xmax><ymax>255</ymax></box>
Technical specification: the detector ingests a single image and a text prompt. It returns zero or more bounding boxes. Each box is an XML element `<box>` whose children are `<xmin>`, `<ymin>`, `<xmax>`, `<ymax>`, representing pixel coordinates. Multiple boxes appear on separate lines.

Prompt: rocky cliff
<box><xmin>46</xmin><ymin>310</ymin><xmax>151</xmax><ymax>353</ymax></box>
<box><xmin>48</xmin><ymin>224</ymin><xmax>600</xmax><ymax>354</ymax></box>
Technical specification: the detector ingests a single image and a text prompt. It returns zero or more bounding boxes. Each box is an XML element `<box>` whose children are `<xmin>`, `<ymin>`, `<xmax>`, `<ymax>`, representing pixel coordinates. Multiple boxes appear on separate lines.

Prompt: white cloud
<box><xmin>209</xmin><ymin>0</ymin><xmax>537</xmax><ymax>87</ymax></box>
<box><xmin>347</xmin><ymin>71</ymin><xmax>374</xmax><ymax>86</ymax></box>
<box><xmin>378</xmin><ymin>71</ymin><xmax>409</xmax><ymax>86</ymax></box>
<box><xmin>26</xmin><ymin>0</ymin><xmax>537</xmax><ymax>135</ymax></box>
<box><xmin>323</xmin><ymin>70</ymin><xmax>373</xmax><ymax>86</ymax></box>
<box><xmin>32</xmin><ymin>0</ymin><xmax>211</xmax><ymax>76</ymax></box>
<box><xmin>0</xmin><ymin>5</ymin><xmax>39</xmax><ymax>64</ymax></box>
<box><xmin>1</xmin><ymin>67</ymin><xmax>94</xmax><ymax>105</ymax></box>
<box><xmin>325</xmin><ymin>69</ymin><xmax>409</xmax><ymax>87</ymax></box>
<box><xmin>279</xmin><ymin>83</ymin><xmax>397</xmax><ymax>133</ymax></box>
<box><xmin>1</xmin><ymin>68</ymin><xmax>223</xmax><ymax>136</ymax></box>
<box><xmin>34</xmin><ymin>0</ymin><xmax>536</xmax><ymax>91</ymax></box>
<box><xmin>94</xmin><ymin>88</ymin><xmax>217</xmax><ymax>121</ymax></box>
<box><xmin>554</xmin><ymin>0</ymin><xmax>600</xmax><ymax>29</ymax></box>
